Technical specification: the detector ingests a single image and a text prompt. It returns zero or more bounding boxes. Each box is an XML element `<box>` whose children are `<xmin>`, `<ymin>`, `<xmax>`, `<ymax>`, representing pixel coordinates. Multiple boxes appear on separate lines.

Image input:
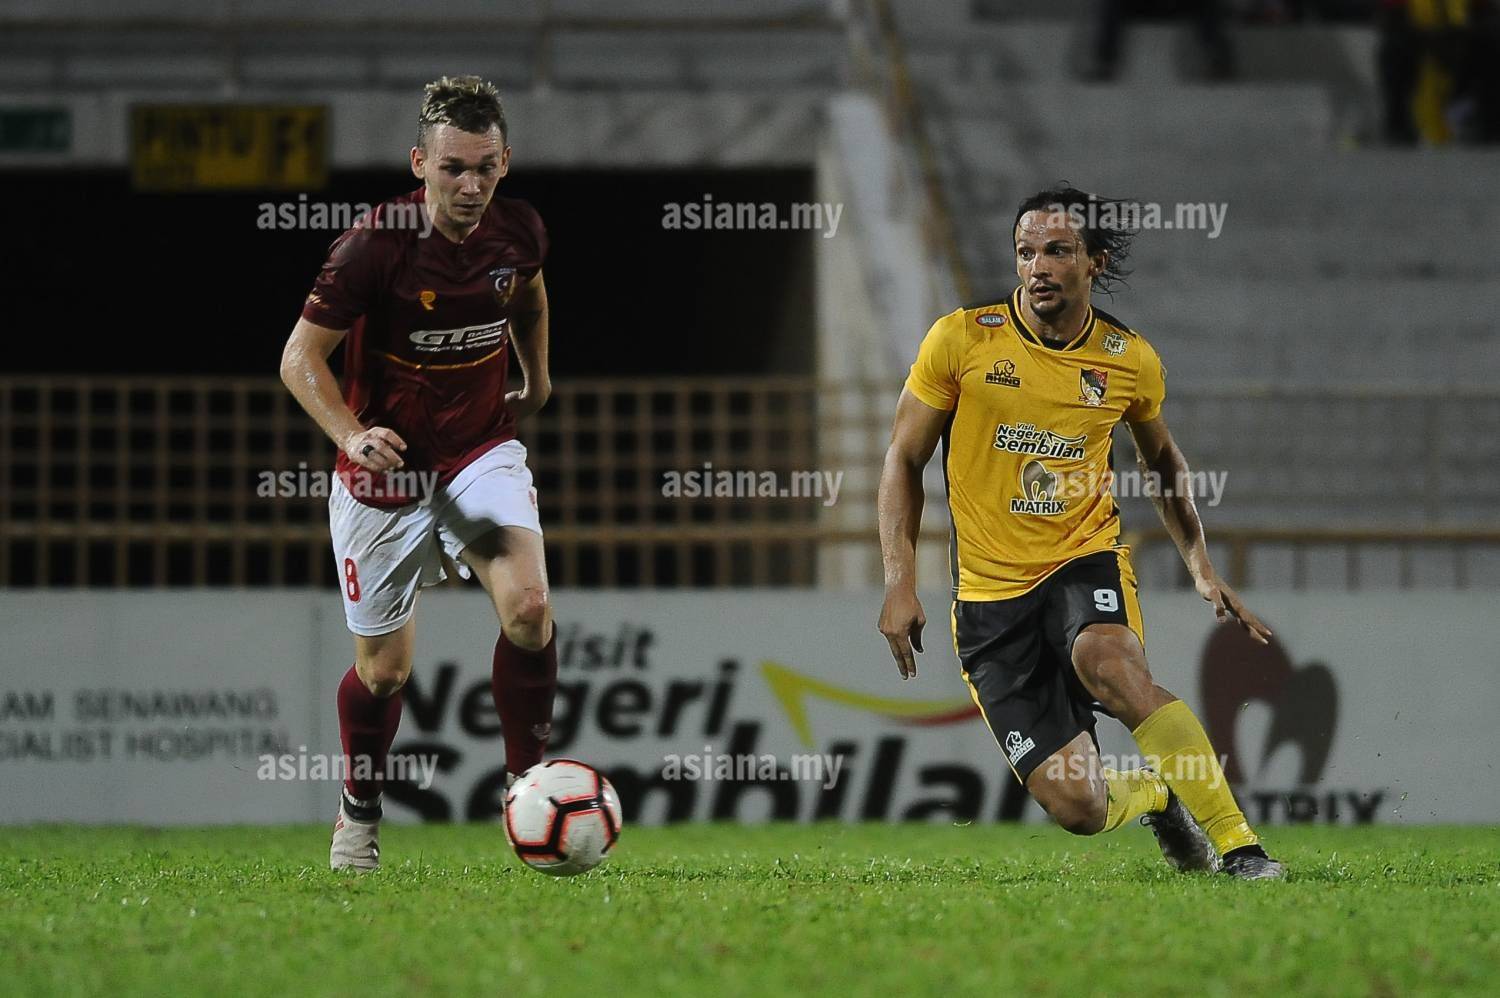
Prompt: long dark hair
<box><xmin>1013</xmin><ymin>185</ymin><xmax>1136</xmax><ymax>294</ymax></box>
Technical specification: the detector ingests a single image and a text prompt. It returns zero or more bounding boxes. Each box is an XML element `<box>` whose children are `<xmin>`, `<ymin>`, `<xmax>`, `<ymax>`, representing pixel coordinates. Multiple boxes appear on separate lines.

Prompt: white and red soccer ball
<box><xmin>503</xmin><ymin>759</ymin><xmax>622</xmax><ymax>876</ymax></box>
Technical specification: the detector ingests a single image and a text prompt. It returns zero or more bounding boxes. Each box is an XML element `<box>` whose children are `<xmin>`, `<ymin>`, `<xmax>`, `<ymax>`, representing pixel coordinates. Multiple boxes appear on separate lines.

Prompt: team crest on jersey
<box><xmin>985</xmin><ymin>359</ymin><xmax>1022</xmax><ymax>388</ymax></box>
<box><xmin>1101</xmin><ymin>331</ymin><xmax>1127</xmax><ymax>356</ymax></box>
<box><xmin>1079</xmin><ymin>368</ymin><xmax>1108</xmax><ymax>406</ymax></box>
<box><xmin>975</xmin><ymin>313</ymin><xmax>1007</xmax><ymax>327</ymax></box>
<box><xmin>489</xmin><ymin>267</ymin><xmax>518</xmax><ymax>306</ymax></box>
<box><xmin>1011</xmin><ymin>460</ymin><xmax>1067</xmax><ymax>516</ymax></box>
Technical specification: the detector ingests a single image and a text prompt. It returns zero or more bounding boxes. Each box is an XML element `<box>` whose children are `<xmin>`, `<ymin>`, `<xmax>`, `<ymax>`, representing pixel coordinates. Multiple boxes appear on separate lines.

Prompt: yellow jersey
<box><xmin>905</xmin><ymin>287</ymin><xmax>1166</xmax><ymax>601</ymax></box>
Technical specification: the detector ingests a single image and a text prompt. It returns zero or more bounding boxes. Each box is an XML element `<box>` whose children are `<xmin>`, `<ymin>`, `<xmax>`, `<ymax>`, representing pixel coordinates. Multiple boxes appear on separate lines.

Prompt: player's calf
<box><xmin>1025</xmin><ymin>737</ymin><xmax>1109</xmax><ymax>835</ymax></box>
<box><xmin>490</xmin><ymin>630</ymin><xmax>557</xmax><ymax>781</ymax></box>
<box><xmin>331</xmin><ymin>627</ymin><xmax>411</xmax><ymax>870</ymax></box>
<box><xmin>1131</xmin><ymin>699</ymin><xmax>1287</xmax><ymax>876</ymax></box>
<box><xmin>463</xmin><ymin>525</ymin><xmax>559</xmax><ymax>783</ymax></box>
<box><xmin>1072</xmin><ymin>627</ymin><xmax>1282</xmax><ymax>873</ymax></box>
<box><xmin>1026</xmin><ymin>738</ymin><xmax>1216</xmax><ymax>872</ymax></box>
<box><xmin>489</xmin><ymin>588</ymin><xmax>556</xmax><ymax>781</ymax></box>
<box><xmin>1038</xmin><ymin>787</ymin><xmax>1107</xmax><ymax>836</ymax></box>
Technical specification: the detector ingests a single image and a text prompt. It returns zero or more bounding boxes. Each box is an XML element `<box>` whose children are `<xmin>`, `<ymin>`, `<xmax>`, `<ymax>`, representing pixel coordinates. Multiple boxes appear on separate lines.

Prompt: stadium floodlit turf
<box><xmin>3</xmin><ymin>823</ymin><xmax>1497</xmax><ymax>996</ymax></box>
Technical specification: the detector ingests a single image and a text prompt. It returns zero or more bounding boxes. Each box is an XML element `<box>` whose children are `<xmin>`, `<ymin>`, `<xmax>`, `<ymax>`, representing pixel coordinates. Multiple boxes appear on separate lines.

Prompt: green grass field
<box><xmin>3</xmin><ymin>823</ymin><xmax>1497</xmax><ymax>996</ymax></box>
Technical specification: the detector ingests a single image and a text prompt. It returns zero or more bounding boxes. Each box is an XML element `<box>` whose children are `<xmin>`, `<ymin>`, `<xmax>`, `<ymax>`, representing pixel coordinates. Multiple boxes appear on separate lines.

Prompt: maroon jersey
<box><xmin>302</xmin><ymin>188</ymin><xmax>547</xmax><ymax>507</ymax></box>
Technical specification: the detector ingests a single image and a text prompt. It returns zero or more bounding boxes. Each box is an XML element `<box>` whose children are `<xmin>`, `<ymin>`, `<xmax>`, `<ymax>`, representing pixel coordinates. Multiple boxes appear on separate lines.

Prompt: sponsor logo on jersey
<box><xmin>993</xmin><ymin>422</ymin><xmax>1086</xmax><ymax>460</ymax></box>
<box><xmin>1079</xmin><ymin>367</ymin><xmax>1108</xmax><ymax>406</ymax></box>
<box><xmin>1101</xmin><ymin>330</ymin><xmax>1127</xmax><ymax>355</ymax></box>
<box><xmin>409</xmin><ymin>319</ymin><xmax>508</xmax><ymax>353</ymax></box>
<box><xmin>1005</xmin><ymin>730</ymin><xmax>1036</xmax><ymax>765</ymax></box>
<box><xmin>418</xmin><ymin>289</ymin><xmax>437</xmax><ymax>311</ymax></box>
<box><xmin>975</xmin><ymin>312</ymin><xmax>1007</xmax><ymax>327</ymax></box>
<box><xmin>985</xmin><ymin>359</ymin><xmax>1022</xmax><ymax>388</ymax></box>
<box><xmin>1010</xmin><ymin>459</ymin><xmax>1067</xmax><ymax>515</ymax></box>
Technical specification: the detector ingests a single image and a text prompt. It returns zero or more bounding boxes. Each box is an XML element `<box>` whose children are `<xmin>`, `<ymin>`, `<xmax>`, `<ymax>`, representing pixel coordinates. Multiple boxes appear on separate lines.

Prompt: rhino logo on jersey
<box><xmin>985</xmin><ymin>359</ymin><xmax>1022</xmax><ymax>388</ymax></box>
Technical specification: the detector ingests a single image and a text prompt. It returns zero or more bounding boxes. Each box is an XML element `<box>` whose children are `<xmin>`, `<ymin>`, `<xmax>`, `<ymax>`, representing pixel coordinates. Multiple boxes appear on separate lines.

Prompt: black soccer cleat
<box><xmin>1221</xmin><ymin>845</ymin><xmax>1287</xmax><ymax>880</ymax></box>
<box><xmin>1140</xmin><ymin>790</ymin><xmax>1220</xmax><ymax>873</ymax></box>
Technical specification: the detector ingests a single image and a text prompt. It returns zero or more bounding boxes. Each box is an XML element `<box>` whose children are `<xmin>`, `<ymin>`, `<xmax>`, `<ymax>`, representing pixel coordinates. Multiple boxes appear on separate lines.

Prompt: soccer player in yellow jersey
<box><xmin>877</xmin><ymin>187</ymin><xmax>1284</xmax><ymax>879</ymax></box>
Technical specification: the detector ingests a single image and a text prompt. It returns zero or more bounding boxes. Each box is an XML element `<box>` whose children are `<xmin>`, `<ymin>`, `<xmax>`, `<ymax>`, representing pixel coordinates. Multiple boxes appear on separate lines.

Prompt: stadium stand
<box><xmin>0</xmin><ymin>0</ymin><xmax>1495</xmax><ymax>591</ymax></box>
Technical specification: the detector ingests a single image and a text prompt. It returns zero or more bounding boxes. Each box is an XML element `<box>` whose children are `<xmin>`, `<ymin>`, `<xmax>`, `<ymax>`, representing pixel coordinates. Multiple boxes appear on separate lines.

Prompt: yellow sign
<box><xmin>760</xmin><ymin>662</ymin><xmax>979</xmax><ymax>748</ymax></box>
<box><xmin>131</xmin><ymin>105</ymin><xmax>328</xmax><ymax>191</ymax></box>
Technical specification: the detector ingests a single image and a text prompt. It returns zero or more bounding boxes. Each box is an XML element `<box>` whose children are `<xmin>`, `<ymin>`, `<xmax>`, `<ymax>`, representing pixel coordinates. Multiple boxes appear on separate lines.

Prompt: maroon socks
<box><xmin>336</xmin><ymin>664</ymin><xmax>403</xmax><ymax>805</ymax></box>
<box><xmin>335</xmin><ymin>627</ymin><xmax>555</xmax><ymax>807</ymax></box>
<box><xmin>491</xmin><ymin>629</ymin><xmax>558</xmax><ymax>778</ymax></box>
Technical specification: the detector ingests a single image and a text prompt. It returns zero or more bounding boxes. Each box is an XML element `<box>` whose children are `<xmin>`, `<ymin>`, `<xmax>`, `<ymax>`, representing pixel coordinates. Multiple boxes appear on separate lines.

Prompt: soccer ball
<box><xmin>503</xmin><ymin>759</ymin><xmax>622</xmax><ymax>876</ymax></box>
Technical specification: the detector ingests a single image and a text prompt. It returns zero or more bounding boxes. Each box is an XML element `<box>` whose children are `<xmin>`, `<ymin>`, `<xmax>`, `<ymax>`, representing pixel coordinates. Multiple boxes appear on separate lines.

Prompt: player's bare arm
<box><xmin>1127</xmin><ymin>414</ymin><xmax>1271</xmax><ymax>644</ymax></box>
<box><xmin>505</xmin><ymin>270</ymin><xmax>551</xmax><ymax>422</ymax></box>
<box><xmin>279</xmin><ymin>317</ymin><xmax>407</xmax><ymax>473</ymax></box>
<box><xmin>876</xmin><ymin>387</ymin><xmax>949</xmax><ymax>680</ymax></box>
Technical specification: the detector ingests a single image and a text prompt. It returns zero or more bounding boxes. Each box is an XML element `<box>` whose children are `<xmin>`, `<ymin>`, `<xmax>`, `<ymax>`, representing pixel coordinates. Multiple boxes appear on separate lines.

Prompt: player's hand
<box><xmin>878</xmin><ymin>587</ymin><xmax>927</xmax><ymax>680</ymax></box>
<box><xmin>505</xmin><ymin>386</ymin><xmax>550</xmax><ymax>422</ymax></box>
<box><xmin>344</xmin><ymin>427</ymin><xmax>407</xmax><ymax>472</ymax></box>
<box><xmin>1194</xmin><ymin>572</ymin><xmax>1272</xmax><ymax>644</ymax></box>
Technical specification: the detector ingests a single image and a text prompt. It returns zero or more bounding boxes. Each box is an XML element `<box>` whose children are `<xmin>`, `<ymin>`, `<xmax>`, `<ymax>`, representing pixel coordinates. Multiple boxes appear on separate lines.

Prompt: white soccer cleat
<box><xmin>329</xmin><ymin>795</ymin><xmax>381</xmax><ymax>872</ymax></box>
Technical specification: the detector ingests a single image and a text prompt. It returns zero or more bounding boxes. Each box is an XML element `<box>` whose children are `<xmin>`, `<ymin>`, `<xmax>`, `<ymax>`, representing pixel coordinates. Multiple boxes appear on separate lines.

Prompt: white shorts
<box><xmin>329</xmin><ymin>439</ymin><xmax>542</xmax><ymax>636</ymax></box>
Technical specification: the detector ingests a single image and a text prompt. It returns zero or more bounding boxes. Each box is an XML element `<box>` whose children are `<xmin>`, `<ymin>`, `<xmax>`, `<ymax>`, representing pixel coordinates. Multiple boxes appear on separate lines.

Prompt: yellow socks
<box><xmin>1132</xmin><ymin>699</ymin><xmax>1259</xmax><ymax>855</ymax></box>
<box><xmin>1102</xmin><ymin>768</ymin><xmax>1169</xmax><ymax>832</ymax></box>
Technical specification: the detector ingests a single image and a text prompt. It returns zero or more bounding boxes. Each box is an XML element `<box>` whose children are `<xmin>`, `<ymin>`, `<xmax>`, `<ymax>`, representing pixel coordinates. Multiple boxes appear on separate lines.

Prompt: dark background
<box><xmin>7</xmin><ymin>167</ymin><xmax>817</xmax><ymax>377</ymax></box>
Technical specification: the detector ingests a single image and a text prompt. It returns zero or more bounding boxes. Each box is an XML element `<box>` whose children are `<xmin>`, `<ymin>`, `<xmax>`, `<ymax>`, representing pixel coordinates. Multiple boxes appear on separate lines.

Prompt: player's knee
<box><xmin>364</xmin><ymin>664</ymin><xmax>410</xmax><ymax>697</ymax></box>
<box><xmin>356</xmin><ymin>648</ymin><xmax>412</xmax><ymax>697</ymax></box>
<box><xmin>1039</xmin><ymin>784</ymin><xmax>1107</xmax><ymax>836</ymax></box>
<box><xmin>503</xmin><ymin>587</ymin><xmax>552</xmax><ymax>648</ymax></box>
<box><xmin>1054</xmin><ymin>801</ymin><xmax>1107</xmax><ymax>836</ymax></box>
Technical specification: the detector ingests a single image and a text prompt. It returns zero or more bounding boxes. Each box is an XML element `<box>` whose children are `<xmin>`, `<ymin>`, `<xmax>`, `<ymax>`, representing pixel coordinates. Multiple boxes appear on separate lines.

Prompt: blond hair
<box><xmin>418</xmin><ymin>75</ymin><xmax>507</xmax><ymax>148</ymax></box>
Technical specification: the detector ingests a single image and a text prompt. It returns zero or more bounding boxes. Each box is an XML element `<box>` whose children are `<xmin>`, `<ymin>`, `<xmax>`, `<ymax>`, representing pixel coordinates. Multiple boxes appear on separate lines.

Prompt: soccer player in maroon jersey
<box><xmin>280</xmin><ymin>76</ymin><xmax>556</xmax><ymax>870</ymax></box>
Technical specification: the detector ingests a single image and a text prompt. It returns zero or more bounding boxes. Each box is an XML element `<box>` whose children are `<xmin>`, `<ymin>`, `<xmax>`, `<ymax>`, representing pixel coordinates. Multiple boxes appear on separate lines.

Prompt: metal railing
<box><xmin>1125</xmin><ymin>526</ymin><xmax>1500</xmax><ymax>590</ymax></box>
<box><xmin>0</xmin><ymin>376</ymin><xmax>844</xmax><ymax>588</ymax></box>
<box><xmin>2</xmin><ymin>376</ymin><xmax>1496</xmax><ymax>589</ymax></box>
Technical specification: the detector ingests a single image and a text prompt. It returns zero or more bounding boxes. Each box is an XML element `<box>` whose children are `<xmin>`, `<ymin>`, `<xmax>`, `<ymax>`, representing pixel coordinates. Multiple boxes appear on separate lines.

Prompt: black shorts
<box><xmin>954</xmin><ymin>549</ymin><xmax>1145</xmax><ymax>783</ymax></box>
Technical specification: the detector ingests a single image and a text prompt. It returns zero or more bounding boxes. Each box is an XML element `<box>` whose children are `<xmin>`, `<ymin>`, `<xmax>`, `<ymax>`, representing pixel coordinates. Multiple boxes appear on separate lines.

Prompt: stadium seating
<box><xmin>1</xmin><ymin>0</ymin><xmax>1493</xmax><ymax>589</ymax></box>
